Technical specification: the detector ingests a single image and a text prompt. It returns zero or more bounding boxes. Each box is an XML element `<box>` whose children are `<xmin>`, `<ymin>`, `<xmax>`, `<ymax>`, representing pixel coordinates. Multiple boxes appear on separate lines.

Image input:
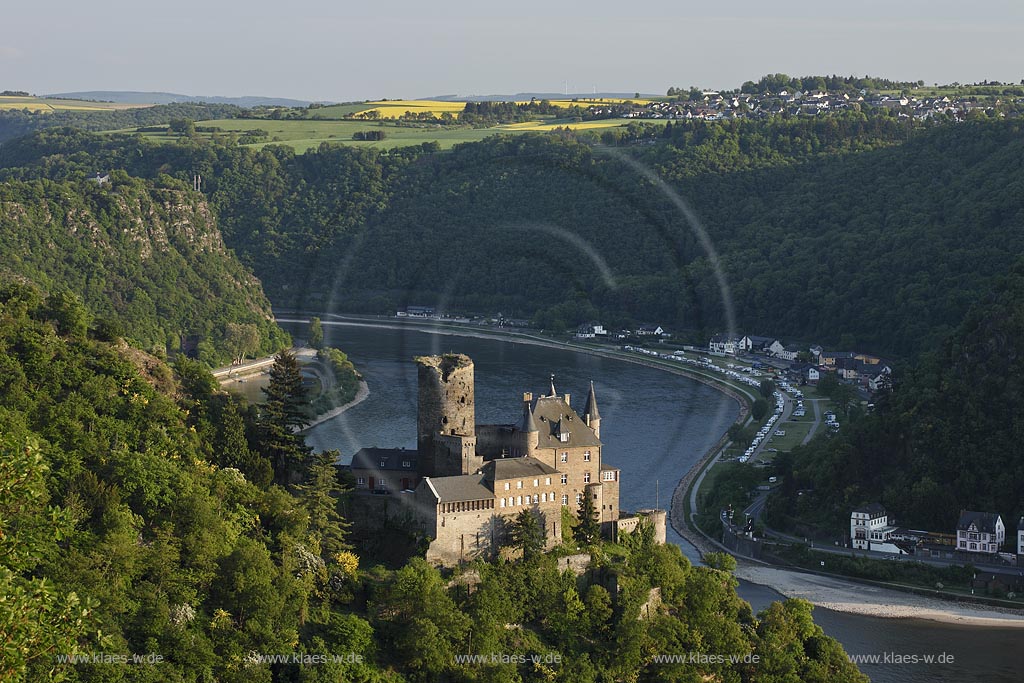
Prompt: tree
<box><xmin>42</xmin><ymin>290</ymin><xmax>89</xmax><ymax>338</ymax></box>
<box><xmin>296</xmin><ymin>450</ymin><xmax>351</xmax><ymax>560</ymax></box>
<box><xmin>575</xmin><ymin>490</ymin><xmax>600</xmax><ymax>545</ymax></box>
<box><xmin>224</xmin><ymin>322</ymin><xmax>260</xmax><ymax>365</ymax></box>
<box><xmin>759</xmin><ymin>379</ymin><xmax>776</xmax><ymax>398</ymax></box>
<box><xmin>510</xmin><ymin>508</ymin><xmax>545</xmax><ymax>560</ymax></box>
<box><xmin>260</xmin><ymin>349</ymin><xmax>310</xmax><ymax>483</ymax></box>
<box><xmin>168</xmin><ymin>118</ymin><xmax>196</xmax><ymax>136</ymax></box>
<box><xmin>704</xmin><ymin>552</ymin><xmax>737</xmax><ymax>572</ymax></box>
<box><xmin>215</xmin><ymin>399</ymin><xmax>272</xmax><ymax>487</ymax></box>
<box><xmin>0</xmin><ymin>436</ymin><xmax>102</xmax><ymax>680</ymax></box>
<box><xmin>752</xmin><ymin>397</ymin><xmax>769</xmax><ymax>421</ymax></box>
<box><xmin>308</xmin><ymin>316</ymin><xmax>324</xmax><ymax>350</ymax></box>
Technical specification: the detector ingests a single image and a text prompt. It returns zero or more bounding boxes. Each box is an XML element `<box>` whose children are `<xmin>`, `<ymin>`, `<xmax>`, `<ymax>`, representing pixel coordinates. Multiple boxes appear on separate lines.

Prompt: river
<box><xmin>283</xmin><ymin>321</ymin><xmax>1019</xmax><ymax>683</ymax></box>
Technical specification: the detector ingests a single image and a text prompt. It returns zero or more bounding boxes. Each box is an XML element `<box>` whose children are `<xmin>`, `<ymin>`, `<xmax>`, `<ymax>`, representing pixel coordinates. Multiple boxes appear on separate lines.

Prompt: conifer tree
<box><xmin>510</xmin><ymin>508</ymin><xmax>545</xmax><ymax>560</ymax></box>
<box><xmin>215</xmin><ymin>399</ymin><xmax>272</xmax><ymax>487</ymax></box>
<box><xmin>297</xmin><ymin>450</ymin><xmax>351</xmax><ymax>560</ymax></box>
<box><xmin>575</xmin><ymin>489</ymin><xmax>601</xmax><ymax>545</ymax></box>
<box><xmin>260</xmin><ymin>349</ymin><xmax>310</xmax><ymax>483</ymax></box>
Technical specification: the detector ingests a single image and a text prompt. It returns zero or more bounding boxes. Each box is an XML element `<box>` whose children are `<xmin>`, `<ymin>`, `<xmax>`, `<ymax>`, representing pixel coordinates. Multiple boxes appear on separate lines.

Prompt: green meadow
<box><xmin>117</xmin><ymin>116</ymin><xmax>658</xmax><ymax>152</ymax></box>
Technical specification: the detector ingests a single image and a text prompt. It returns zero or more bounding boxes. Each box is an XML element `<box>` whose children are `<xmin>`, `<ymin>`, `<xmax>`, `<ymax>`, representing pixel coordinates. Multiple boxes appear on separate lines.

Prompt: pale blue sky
<box><xmin>3</xmin><ymin>1</ymin><xmax>1022</xmax><ymax>101</ymax></box>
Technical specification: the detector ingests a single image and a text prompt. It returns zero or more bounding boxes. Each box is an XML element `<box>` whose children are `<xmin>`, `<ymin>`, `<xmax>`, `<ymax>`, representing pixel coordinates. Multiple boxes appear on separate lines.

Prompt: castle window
<box><xmin>403</xmin><ymin>461</ymin><xmax>412</xmax><ymax>468</ymax></box>
<box><xmin>584</xmin><ymin>472</ymin><xmax>591</xmax><ymax>483</ymax></box>
<box><xmin>560</xmin><ymin>474</ymin><xmax>567</xmax><ymax>485</ymax></box>
<box><xmin>504</xmin><ymin>482</ymin><xmax>510</xmax><ymax>491</ymax></box>
<box><xmin>559</xmin><ymin>431</ymin><xmax>569</xmax><ymax>443</ymax></box>
<box><xmin>545</xmin><ymin>477</ymin><xmax>551</xmax><ymax>485</ymax></box>
<box><xmin>560</xmin><ymin>452</ymin><xmax>568</xmax><ymax>463</ymax></box>
<box><xmin>500</xmin><ymin>498</ymin><xmax>506</xmax><ymax>508</ymax></box>
<box><xmin>532</xmin><ymin>494</ymin><xmax>538</xmax><ymax>504</ymax></box>
<box><xmin>508</xmin><ymin>497</ymin><xmax>514</xmax><ymax>507</ymax></box>
<box><xmin>583</xmin><ymin>451</ymin><xmax>591</xmax><ymax>462</ymax></box>
<box><xmin>576</xmin><ymin>493</ymin><xmax>583</xmax><ymax>505</ymax></box>
<box><xmin>533</xmin><ymin>479</ymin><xmax>539</xmax><ymax>487</ymax></box>
<box><xmin>561</xmin><ymin>494</ymin><xmax>569</xmax><ymax>506</ymax></box>
<box><xmin>356</xmin><ymin>477</ymin><xmax>366</xmax><ymax>487</ymax></box>
<box><xmin>603</xmin><ymin>471</ymin><xmax>615</xmax><ymax>481</ymax></box>
<box><xmin>541</xmin><ymin>493</ymin><xmax>546</xmax><ymax>503</ymax></box>
<box><xmin>516</xmin><ymin>496</ymin><xmax>522</xmax><ymax>506</ymax></box>
<box><xmin>517</xmin><ymin>480</ymin><xmax>523</xmax><ymax>489</ymax></box>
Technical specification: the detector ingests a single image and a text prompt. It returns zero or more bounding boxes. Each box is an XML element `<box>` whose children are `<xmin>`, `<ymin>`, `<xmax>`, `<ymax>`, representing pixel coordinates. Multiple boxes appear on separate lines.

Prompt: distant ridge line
<box><xmin>44</xmin><ymin>91</ymin><xmax>327</xmax><ymax>108</ymax></box>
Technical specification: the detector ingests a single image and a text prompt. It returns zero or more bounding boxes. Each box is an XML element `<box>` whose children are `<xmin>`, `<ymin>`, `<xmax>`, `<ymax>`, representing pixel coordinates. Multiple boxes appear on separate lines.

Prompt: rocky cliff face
<box><xmin>0</xmin><ymin>176</ymin><xmax>288</xmax><ymax>361</ymax></box>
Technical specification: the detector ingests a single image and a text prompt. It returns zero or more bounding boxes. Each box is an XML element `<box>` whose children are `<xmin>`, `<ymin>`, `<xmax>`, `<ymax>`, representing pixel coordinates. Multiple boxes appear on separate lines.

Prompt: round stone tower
<box><xmin>416</xmin><ymin>354</ymin><xmax>477</xmax><ymax>475</ymax></box>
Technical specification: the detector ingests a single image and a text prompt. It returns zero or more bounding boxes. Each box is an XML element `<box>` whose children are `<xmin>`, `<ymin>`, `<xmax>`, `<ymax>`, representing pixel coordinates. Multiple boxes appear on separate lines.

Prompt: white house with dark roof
<box><xmin>709</xmin><ymin>333</ymin><xmax>741</xmax><ymax>354</ymax></box>
<box><xmin>1017</xmin><ymin>517</ymin><xmax>1024</xmax><ymax>559</ymax></box>
<box><xmin>850</xmin><ymin>503</ymin><xmax>900</xmax><ymax>552</ymax></box>
<box><xmin>956</xmin><ymin>510</ymin><xmax>1005</xmax><ymax>554</ymax></box>
<box><xmin>741</xmin><ymin>335</ymin><xmax>777</xmax><ymax>353</ymax></box>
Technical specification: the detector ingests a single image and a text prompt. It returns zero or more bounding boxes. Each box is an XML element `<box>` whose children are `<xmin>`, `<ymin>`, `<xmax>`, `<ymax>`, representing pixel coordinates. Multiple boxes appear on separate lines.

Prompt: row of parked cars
<box><xmin>622</xmin><ymin>347</ymin><xmax>789</xmax><ymax>463</ymax></box>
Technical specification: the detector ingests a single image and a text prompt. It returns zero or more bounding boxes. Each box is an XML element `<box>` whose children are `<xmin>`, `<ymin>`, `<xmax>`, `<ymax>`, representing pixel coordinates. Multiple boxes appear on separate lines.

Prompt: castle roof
<box><xmin>424</xmin><ymin>474</ymin><xmax>492</xmax><ymax>503</ymax></box>
<box><xmin>483</xmin><ymin>457</ymin><xmax>557</xmax><ymax>482</ymax></box>
<box><xmin>516</xmin><ymin>400</ymin><xmax>538</xmax><ymax>433</ymax></box>
<box><xmin>583</xmin><ymin>381</ymin><xmax>600</xmax><ymax>421</ymax></box>
<box><xmin>532</xmin><ymin>395</ymin><xmax>601</xmax><ymax>448</ymax></box>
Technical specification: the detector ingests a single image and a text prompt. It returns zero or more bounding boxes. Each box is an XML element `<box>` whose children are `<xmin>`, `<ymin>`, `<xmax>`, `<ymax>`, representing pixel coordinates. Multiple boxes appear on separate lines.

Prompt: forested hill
<box><xmin>0</xmin><ymin>102</ymin><xmax>240</xmax><ymax>143</ymax></box>
<box><xmin>767</xmin><ymin>259</ymin><xmax>1024</xmax><ymax>535</ymax></box>
<box><xmin>0</xmin><ymin>172</ymin><xmax>288</xmax><ymax>363</ymax></box>
<box><xmin>3</xmin><ymin>114</ymin><xmax>1024</xmax><ymax>358</ymax></box>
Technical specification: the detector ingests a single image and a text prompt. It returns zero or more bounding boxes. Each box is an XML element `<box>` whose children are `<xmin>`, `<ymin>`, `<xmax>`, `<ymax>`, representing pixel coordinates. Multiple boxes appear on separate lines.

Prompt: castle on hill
<box><xmin>349</xmin><ymin>353</ymin><xmax>665</xmax><ymax>565</ymax></box>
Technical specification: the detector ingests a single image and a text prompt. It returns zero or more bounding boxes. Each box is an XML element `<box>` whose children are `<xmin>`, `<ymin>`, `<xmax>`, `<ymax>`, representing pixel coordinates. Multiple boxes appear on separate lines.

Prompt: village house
<box><xmin>741</xmin><ymin>335</ymin><xmax>777</xmax><ymax>353</ymax></box>
<box><xmin>709</xmin><ymin>333</ymin><xmax>742</xmax><ymax>355</ymax></box>
<box><xmin>1018</xmin><ymin>517</ymin><xmax>1024</xmax><ymax>561</ymax></box>
<box><xmin>850</xmin><ymin>503</ymin><xmax>903</xmax><ymax>553</ymax></box>
<box><xmin>956</xmin><ymin>510</ymin><xmax>1005</xmax><ymax>555</ymax></box>
<box><xmin>574</xmin><ymin>322</ymin><xmax>607</xmax><ymax>339</ymax></box>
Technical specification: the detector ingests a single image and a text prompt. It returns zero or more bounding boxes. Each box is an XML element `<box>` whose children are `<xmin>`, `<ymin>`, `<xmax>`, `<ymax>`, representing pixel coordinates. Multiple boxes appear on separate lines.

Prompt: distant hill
<box><xmin>46</xmin><ymin>90</ymin><xmax>319</xmax><ymax>108</ymax></box>
<box><xmin>428</xmin><ymin>92</ymin><xmax>658</xmax><ymax>102</ymax></box>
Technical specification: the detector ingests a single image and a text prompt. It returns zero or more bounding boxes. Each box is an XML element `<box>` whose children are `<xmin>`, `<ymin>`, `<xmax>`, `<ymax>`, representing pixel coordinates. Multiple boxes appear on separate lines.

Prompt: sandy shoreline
<box><xmin>735</xmin><ymin>563</ymin><xmax>1024</xmax><ymax>627</ymax></box>
<box><xmin>300</xmin><ymin>380</ymin><xmax>370</xmax><ymax>432</ymax></box>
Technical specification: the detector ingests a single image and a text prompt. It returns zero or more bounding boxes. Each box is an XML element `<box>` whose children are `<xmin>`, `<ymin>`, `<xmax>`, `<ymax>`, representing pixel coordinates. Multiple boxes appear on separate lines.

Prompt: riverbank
<box><xmin>735</xmin><ymin>563</ymin><xmax>1024</xmax><ymax>628</ymax></box>
<box><xmin>300</xmin><ymin>380</ymin><xmax>369</xmax><ymax>432</ymax></box>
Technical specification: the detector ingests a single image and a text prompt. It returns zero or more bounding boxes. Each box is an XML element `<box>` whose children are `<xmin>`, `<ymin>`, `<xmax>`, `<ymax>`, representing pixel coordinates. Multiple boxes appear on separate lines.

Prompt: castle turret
<box><xmin>516</xmin><ymin>392</ymin><xmax>539</xmax><ymax>457</ymax></box>
<box><xmin>583</xmin><ymin>380</ymin><xmax>601</xmax><ymax>438</ymax></box>
<box><xmin>416</xmin><ymin>354</ymin><xmax>479</xmax><ymax>476</ymax></box>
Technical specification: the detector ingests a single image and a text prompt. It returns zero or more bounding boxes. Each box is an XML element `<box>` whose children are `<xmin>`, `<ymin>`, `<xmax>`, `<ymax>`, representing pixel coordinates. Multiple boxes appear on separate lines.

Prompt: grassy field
<box><xmin>115</xmin><ymin>115</ymin><xmax>659</xmax><ymax>152</ymax></box>
<box><xmin>0</xmin><ymin>95</ymin><xmax>150</xmax><ymax>112</ymax></box>
<box><xmin>763</xmin><ymin>421</ymin><xmax>814</xmax><ymax>453</ymax></box>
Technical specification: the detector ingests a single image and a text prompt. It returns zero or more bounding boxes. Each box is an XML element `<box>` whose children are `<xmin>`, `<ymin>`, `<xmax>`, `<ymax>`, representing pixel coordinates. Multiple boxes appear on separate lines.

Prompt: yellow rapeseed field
<box><xmin>355</xmin><ymin>100</ymin><xmax>466</xmax><ymax>119</ymax></box>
